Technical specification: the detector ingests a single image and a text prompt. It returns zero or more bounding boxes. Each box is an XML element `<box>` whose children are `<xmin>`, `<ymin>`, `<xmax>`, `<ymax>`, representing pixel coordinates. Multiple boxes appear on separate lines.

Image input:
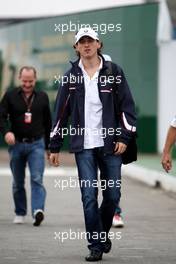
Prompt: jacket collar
<box><xmin>17</xmin><ymin>87</ymin><xmax>37</xmax><ymax>95</ymax></box>
<box><xmin>70</xmin><ymin>54</ymin><xmax>108</xmax><ymax>72</ymax></box>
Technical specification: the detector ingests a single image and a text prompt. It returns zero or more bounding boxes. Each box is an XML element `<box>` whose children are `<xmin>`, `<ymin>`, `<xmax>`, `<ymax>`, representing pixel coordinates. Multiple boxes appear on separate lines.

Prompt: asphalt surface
<box><xmin>0</xmin><ymin>167</ymin><xmax>176</xmax><ymax>264</ymax></box>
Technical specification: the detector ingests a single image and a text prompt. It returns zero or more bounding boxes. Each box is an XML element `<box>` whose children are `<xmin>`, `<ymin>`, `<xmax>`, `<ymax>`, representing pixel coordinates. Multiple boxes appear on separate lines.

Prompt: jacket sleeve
<box><xmin>0</xmin><ymin>92</ymin><xmax>11</xmax><ymax>136</ymax></box>
<box><xmin>49</xmin><ymin>75</ymin><xmax>70</xmax><ymax>153</ymax></box>
<box><xmin>115</xmin><ymin>65</ymin><xmax>137</xmax><ymax>145</ymax></box>
<box><xmin>43</xmin><ymin>93</ymin><xmax>52</xmax><ymax>150</ymax></box>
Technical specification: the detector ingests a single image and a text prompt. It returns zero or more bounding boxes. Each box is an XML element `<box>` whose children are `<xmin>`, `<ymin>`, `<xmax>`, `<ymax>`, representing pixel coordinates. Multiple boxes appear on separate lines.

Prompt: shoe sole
<box><xmin>85</xmin><ymin>256</ymin><xmax>102</xmax><ymax>261</ymax></box>
<box><xmin>33</xmin><ymin>212</ymin><xmax>44</xmax><ymax>226</ymax></box>
<box><xmin>113</xmin><ymin>224</ymin><xmax>124</xmax><ymax>228</ymax></box>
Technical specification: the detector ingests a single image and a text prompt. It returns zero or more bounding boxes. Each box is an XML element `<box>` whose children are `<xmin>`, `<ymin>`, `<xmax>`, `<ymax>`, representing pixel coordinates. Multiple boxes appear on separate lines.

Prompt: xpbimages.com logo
<box><xmin>54</xmin><ymin>177</ymin><xmax>121</xmax><ymax>191</ymax></box>
<box><xmin>54</xmin><ymin>73</ymin><xmax>122</xmax><ymax>86</ymax></box>
<box><xmin>54</xmin><ymin>229</ymin><xmax>122</xmax><ymax>243</ymax></box>
<box><xmin>50</xmin><ymin>126</ymin><xmax>122</xmax><ymax>139</ymax></box>
<box><xmin>54</xmin><ymin>21</ymin><xmax>122</xmax><ymax>35</ymax></box>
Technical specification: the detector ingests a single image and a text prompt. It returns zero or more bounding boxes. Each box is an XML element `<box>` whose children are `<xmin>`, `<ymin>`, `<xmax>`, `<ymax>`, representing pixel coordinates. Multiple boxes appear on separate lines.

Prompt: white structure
<box><xmin>157</xmin><ymin>0</ymin><xmax>176</xmax><ymax>152</ymax></box>
<box><xmin>0</xmin><ymin>0</ymin><xmax>158</xmax><ymax>18</ymax></box>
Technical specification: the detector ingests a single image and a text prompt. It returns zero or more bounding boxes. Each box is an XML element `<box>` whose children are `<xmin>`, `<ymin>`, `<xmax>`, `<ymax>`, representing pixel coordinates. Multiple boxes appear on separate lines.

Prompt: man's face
<box><xmin>75</xmin><ymin>36</ymin><xmax>101</xmax><ymax>59</ymax></box>
<box><xmin>19</xmin><ymin>69</ymin><xmax>36</xmax><ymax>94</ymax></box>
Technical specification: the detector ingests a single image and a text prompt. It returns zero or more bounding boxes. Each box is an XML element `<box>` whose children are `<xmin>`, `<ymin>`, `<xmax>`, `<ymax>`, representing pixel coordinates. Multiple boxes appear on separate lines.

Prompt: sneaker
<box><xmin>103</xmin><ymin>238</ymin><xmax>112</xmax><ymax>253</ymax></box>
<box><xmin>85</xmin><ymin>250</ymin><xmax>103</xmax><ymax>262</ymax></box>
<box><xmin>33</xmin><ymin>209</ymin><xmax>44</xmax><ymax>226</ymax></box>
<box><xmin>13</xmin><ymin>215</ymin><xmax>25</xmax><ymax>224</ymax></box>
<box><xmin>112</xmin><ymin>214</ymin><xmax>124</xmax><ymax>228</ymax></box>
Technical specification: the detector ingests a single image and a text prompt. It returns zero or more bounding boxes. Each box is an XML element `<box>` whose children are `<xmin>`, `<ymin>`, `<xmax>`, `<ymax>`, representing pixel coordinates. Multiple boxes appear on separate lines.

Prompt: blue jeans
<box><xmin>75</xmin><ymin>147</ymin><xmax>122</xmax><ymax>251</ymax></box>
<box><xmin>8</xmin><ymin>138</ymin><xmax>46</xmax><ymax>217</ymax></box>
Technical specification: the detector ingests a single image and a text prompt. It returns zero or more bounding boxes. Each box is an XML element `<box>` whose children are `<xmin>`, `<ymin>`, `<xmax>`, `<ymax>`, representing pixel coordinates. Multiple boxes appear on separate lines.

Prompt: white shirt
<box><xmin>79</xmin><ymin>58</ymin><xmax>104</xmax><ymax>149</ymax></box>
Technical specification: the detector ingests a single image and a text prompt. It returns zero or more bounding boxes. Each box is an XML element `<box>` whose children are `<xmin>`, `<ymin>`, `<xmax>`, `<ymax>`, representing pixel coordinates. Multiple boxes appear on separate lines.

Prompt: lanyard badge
<box><xmin>23</xmin><ymin>93</ymin><xmax>35</xmax><ymax>124</ymax></box>
<box><xmin>24</xmin><ymin>112</ymin><xmax>32</xmax><ymax>123</ymax></box>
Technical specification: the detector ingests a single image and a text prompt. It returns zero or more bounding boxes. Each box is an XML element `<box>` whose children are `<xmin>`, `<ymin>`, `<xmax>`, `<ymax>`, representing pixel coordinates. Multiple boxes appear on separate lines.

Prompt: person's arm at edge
<box><xmin>0</xmin><ymin>91</ymin><xmax>16</xmax><ymax>145</ymax></box>
<box><xmin>161</xmin><ymin>126</ymin><xmax>176</xmax><ymax>172</ymax></box>
<box><xmin>49</xmin><ymin>74</ymin><xmax>70</xmax><ymax>166</ymax></box>
<box><xmin>43</xmin><ymin>92</ymin><xmax>52</xmax><ymax>160</ymax></box>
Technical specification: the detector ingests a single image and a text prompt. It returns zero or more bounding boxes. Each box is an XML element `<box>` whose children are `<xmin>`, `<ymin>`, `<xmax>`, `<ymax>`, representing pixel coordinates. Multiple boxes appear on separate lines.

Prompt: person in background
<box><xmin>0</xmin><ymin>66</ymin><xmax>52</xmax><ymax>226</ymax></box>
<box><xmin>161</xmin><ymin>116</ymin><xmax>176</xmax><ymax>172</ymax></box>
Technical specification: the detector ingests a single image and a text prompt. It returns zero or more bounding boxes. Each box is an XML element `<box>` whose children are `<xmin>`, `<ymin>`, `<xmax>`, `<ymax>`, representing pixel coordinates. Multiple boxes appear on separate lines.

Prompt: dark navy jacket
<box><xmin>50</xmin><ymin>56</ymin><xmax>137</xmax><ymax>154</ymax></box>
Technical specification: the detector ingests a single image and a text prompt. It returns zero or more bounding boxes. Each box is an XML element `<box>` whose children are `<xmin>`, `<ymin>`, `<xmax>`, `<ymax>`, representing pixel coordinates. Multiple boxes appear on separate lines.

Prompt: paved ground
<box><xmin>0</xmin><ymin>162</ymin><xmax>176</xmax><ymax>264</ymax></box>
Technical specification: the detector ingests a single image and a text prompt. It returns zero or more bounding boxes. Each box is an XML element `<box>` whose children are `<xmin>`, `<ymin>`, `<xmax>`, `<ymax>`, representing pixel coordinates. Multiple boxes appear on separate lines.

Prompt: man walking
<box><xmin>49</xmin><ymin>27</ymin><xmax>136</xmax><ymax>261</ymax></box>
<box><xmin>0</xmin><ymin>66</ymin><xmax>52</xmax><ymax>226</ymax></box>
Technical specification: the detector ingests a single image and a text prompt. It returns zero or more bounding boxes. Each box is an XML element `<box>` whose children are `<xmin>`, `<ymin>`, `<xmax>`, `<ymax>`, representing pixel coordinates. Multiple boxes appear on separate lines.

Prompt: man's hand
<box><xmin>114</xmin><ymin>142</ymin><xmax>127</xmax><ymax>155</ymax></box>
<box><xmin>161</xmin><ymin>152</ymin><xmax>172</xmax><ymax>173</ymax></box>
<box><xmin>4</xmin><ymin>132</ymin><xmax>16</xmax><ymax>145</ymax></box>
<box><xmin>49</xmin><ymin>153</ymin><xmax>60</xmax><ymax>167</ymax></box>
<box><xmin>161</xmin><ymin>126</ymin><xmax>176</xmax><ymax>173</ymax></box>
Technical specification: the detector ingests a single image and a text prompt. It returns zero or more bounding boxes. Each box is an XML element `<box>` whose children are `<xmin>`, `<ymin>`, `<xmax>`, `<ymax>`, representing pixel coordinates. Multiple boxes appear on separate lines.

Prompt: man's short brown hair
<box><xmin>19</xmin><ymin>66</ymin><xmax>37</xmax><ymax>78</ymax></box>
